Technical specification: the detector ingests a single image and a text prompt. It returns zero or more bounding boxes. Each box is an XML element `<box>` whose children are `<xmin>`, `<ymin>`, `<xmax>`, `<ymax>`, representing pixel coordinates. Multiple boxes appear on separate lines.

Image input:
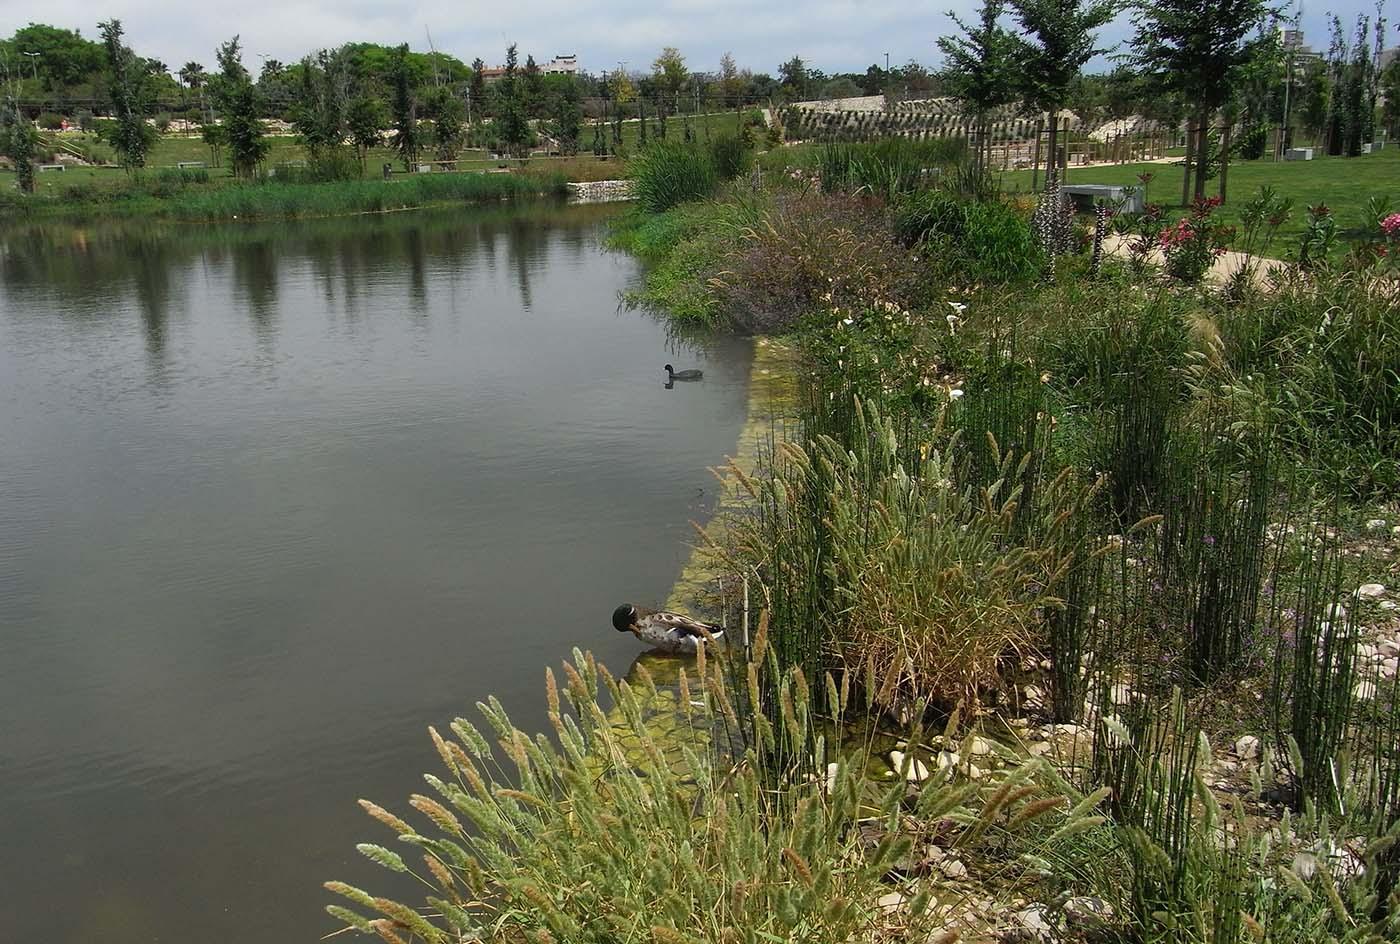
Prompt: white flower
<box><xmin>948</xmin><ymin>387</ymin><xmax>964</xmax><ymax>400</ymax></box>
<box><xmin>947</xmin><ymin>301</ymin><xmax>968</xmax><ymax>313</ymax></box>
<box><xmin>843</xmin><ymin>318</ymin><xmax>854</xmax><ymax>326</ymax></box>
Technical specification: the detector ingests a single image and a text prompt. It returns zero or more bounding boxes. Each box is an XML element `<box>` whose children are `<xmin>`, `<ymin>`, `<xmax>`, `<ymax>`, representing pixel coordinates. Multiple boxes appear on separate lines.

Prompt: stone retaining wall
<box><xmin>566</xmin><ymin>179</ymin><xmax>635</xmax><ymax>203</ymax></box>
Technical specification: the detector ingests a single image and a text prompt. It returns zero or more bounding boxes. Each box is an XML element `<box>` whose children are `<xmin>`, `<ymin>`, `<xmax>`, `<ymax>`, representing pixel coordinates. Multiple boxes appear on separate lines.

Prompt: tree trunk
<box><xmin>1031</xmin><ymin>118</ymin><xmax>1043</xmax><ymax>192</ymax></box>
<box><xmin>1193</xmin><ymin>112</ymin><xmax>1210</xmax><ymax>201</ymax></box>
<box><xmin>1218</xmin><ymin>123</ymin><xmax>1231</xmax><ymax>203</ymax></box>
<box><xmin>1046</xmin><ymin>110</ymin><xmax>1059</xmax><ymax>187</ymax></box>
<box><xmin>1182</xmin><ymin>118</ymin><xmax>1194</xmax><ymax>206</ymax></box>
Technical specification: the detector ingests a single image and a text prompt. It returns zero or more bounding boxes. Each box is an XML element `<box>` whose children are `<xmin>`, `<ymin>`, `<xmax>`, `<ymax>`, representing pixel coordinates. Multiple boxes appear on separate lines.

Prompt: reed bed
<box><xmin>0</xmin><ymin>169</ymin><xmax>566</xmax><ymax>223</ymax></box>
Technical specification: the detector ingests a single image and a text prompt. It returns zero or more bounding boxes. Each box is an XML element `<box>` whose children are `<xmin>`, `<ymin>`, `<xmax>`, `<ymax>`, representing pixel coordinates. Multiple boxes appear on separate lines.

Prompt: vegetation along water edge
<box><xmin>324</xmin><ymin>114</ymin><xmax>1400</xmax><ymax>944</ymax></box>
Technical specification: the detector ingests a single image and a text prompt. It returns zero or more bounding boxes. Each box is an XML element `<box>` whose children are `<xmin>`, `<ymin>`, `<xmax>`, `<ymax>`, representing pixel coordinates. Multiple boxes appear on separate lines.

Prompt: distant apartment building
<box><xmin>1279</xmin><ymin>27</ymin><xmax>1324</xmax><ymax>63</ymax></box>
<box><xmin>479</xmin><ymin>55</ymin><xmax>579</xmax><ymax>84</ymax></box>
<box><xmin>542</xmin><ymin>55</ymin><xmax>578</xmax><ymax>76</ymax></box>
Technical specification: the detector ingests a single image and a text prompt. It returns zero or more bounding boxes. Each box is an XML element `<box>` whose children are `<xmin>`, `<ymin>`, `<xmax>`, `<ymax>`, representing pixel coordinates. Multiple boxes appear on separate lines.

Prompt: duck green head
<box><xmin>612</xmin><ymin>604</ymin><xmax>637</xmax><ymax>632</ymax></box>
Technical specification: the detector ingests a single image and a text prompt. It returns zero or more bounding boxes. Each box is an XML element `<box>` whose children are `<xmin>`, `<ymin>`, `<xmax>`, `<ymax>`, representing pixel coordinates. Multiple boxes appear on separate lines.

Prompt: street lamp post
<box><xmin>23</xmin><ymin>51</ymin><xmax>40</xmax><ymax>85</ymax></box>
<box><xmin>884</xmin><ymin>51</ymin><xmax>890</xmax><ymax>72</ymax></box>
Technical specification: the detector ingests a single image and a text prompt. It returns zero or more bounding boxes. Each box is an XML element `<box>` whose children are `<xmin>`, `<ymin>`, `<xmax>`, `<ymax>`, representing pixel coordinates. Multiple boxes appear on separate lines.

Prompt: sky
<box><xmin>0</xmin><ymin>0</ymin><xmax>1389</xmax><ymax>77</ymax></box>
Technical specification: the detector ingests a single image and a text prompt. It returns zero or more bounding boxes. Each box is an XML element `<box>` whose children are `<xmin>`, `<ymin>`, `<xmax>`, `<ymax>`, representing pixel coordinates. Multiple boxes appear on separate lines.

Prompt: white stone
<box><xmin>1028</xmin><ymin>741</ymin><xmax>1052</xmax><ymax>757</ymax></box>
<box><xmin>1382</xmin><ymin>600</ymin><xmax>1398</xmax><ymax>611</ymax></box>
<box><xmin>1356</xmin><ymin>679</ymin><xmax>1378</xmax><ymax>700</ymax></box>
<box><xmin>890</xmin><ymin>750</ymin><xmax>931</xmax><ymax>783</ymax></box>
<box><xmin>1235</xmin><ymin>735</ymin><xmax>1261</xmax><ymax>760</ymax></box>
<box><xmin>1023</xmin><ymin>685</ymin><xmax>1045</xmax><ymax>708</ymax></box>
<box><xmin>941</xmin><ymin>858</ymin><xmax>968</xmax><ymax>879</ymax></box>
<box><xmin>1109</xmin><ymin>682</ymin><xmax>1134</xmax><ymax>706</ymax></box>
<box><xmin>1365</xmin><ymin>518</ymin><xmax>1388</xmax><ymax>533</ymax></box>
<box><xmin>1327</xmin><ymin>602</ymin><xmax>1349</xmax><ymax>621</ymax></box>
<box><xmin>1357</xmin><ymin>583</ymin><xmax>1386</xmax><ymax>600</ymax></box>
<box><xmin>1039</xmin><ymin>659</ymin><xmax>1052</xmax><ymax>671</ymax></box>
<box><xmin>969</xmin><ymin>736</ymin><xmax>993</xmax><ymax>756</ymax></box>
<box><xmin>936</xmin><ymin>750</ymin><xmax>960</xmax><ymax>772</ymax></box>
<box><xmin>1008</xmin><ymin>905</ymin><xmax>1055</xmax><ymax>942</ymax></box>
<box><xmin>877</xmin><ymin>891</ymin><xmax>907</xmax><ymax>914</ymax></box>
<box><xmin>1381</xmin><ymin>640</ymin><xmax>1400</xmax><ymax>658</ymax></box>
<box><xmin>968</xmin><ymin>763</ymin><xmax>986</xmax><ymax>780</ymax></box>
<box><xmin>1383</xmin><ymin>659</ymin><xmax>1398</xmax><ymax>680</ymax></box>
<box><xmin>1064</xmin><ymin>896</ymin><xmax>1115</xmax><ymax>931</ymax></box>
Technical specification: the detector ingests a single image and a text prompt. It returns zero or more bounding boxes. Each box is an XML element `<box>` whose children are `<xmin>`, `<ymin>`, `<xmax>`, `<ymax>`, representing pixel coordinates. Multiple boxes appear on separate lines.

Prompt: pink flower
<box><xmin>1381</xmin><ymin>213</ymin><xmax>1400</xmax><ymax>238</ymax></box>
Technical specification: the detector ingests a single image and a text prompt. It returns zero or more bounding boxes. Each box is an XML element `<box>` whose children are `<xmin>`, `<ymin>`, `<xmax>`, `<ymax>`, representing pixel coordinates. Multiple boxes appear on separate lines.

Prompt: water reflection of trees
<box><xmin>0</xmin><ymin>202</ymin><xmax>621</xmax><ymax>349</ymax></box>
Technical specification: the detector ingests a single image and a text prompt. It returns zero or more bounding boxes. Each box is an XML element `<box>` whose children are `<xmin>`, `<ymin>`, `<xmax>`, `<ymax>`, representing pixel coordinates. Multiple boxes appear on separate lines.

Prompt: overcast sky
<box><xmin>1</xmin><ymin>1</ymin><xmax>1388</xmax><ymax>76</ymax></box>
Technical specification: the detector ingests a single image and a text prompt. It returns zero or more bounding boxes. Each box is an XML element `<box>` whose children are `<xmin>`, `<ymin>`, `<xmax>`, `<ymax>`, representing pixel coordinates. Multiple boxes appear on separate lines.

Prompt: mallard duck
<box><xmin>612</xmin><ymin>604</ymin><xmax>723</xmax><ymax>655</ymax></box>
<box><xmin>664</xmin><ymin>364</ymin><xmax>703</xmax><ymax>381</ymax></box>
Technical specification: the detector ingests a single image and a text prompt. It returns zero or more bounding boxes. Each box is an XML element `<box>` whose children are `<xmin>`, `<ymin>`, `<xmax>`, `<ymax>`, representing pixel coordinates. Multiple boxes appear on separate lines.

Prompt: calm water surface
<box><xmin>0</xmin><ymin>203</ymin><xmax>752</xmax><ymax>942</ymax></box>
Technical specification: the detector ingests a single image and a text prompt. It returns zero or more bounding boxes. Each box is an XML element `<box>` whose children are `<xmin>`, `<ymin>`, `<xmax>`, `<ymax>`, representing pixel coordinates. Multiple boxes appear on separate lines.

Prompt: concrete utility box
<box><xmin>416</xmin><ymin>164</ymin><xmax>432</xmax><ymax>174</ymax></box>
<box><xmin>1060</xmin><ymin>183</ymin><xmax>1145</xmax><ymax>214</ymax></box>
<box><xmin>1285</xmin><ymin>147</ymin><xmax>1314</xmax><ymax>161</ymax></box>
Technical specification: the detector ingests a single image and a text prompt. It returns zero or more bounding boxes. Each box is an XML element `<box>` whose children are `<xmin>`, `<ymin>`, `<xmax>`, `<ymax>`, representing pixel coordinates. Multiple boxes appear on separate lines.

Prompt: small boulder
<box><xmin>1365</xmin><ymin>518</ymin><xmax>1388</xmax><ymax>533</ymax></box>
<box><xmin>1357</xmin><ymin>583</ymin><xmax>1386</xmax><ymax>600</ymax></box>
<box><xmin>1064</xmin><ymin>896</ymin><xmax>1115</xmax><ymax>934</ymax></box>
<box><xmin>890</xmin><ymin>750</ymin><xmax>931</xmax><ymax>783</ymax></box>
<box><xmin>969</xmin><ymin>736</ymin><xmax>993</xmax><ymax>756</ymax></box>
<box><xmin>1234</xmin><ymin>735</ymin><xmax>1261</xmax><ymax>760</ymax></box>
<box><xmin>1000</xmin><ymin>905</ymin><xmax>1055</xmax><ymax>943</ymax></box>
<box><xmin>877</xmin><ymin>891</ymin><xmax>907</xmax><ymax>914</ymax></box>
<box><xmin>941</xmin><ymin>858</ymin><xmax>968</xmax><ymax>879</ymax></box>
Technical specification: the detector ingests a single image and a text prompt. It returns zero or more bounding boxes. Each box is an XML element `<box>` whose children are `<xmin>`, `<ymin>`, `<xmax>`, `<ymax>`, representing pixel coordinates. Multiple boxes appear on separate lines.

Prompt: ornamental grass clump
<box><xmin>712</xmin><ymin>394</ymin><xmax>1098</xmax><ymax>717</ymax></box>
<box><xmin>712</xmin><ymin>191</ymin><xmax>923</xmax><ymax>334</ymax></box>
<box><xmin>629</xmin><ymin>140</ymin><xmax>719</xmax><ymax>214</ymax></box>
<box><xmin>1216</xmin><ymin>270</ymin><xmax>1400</xmax><ymax>496</ymax></box>
<box><xmin>326</xmin><ymin>648</ymin><xmax>917</xmax><ymax>944</ymax></box>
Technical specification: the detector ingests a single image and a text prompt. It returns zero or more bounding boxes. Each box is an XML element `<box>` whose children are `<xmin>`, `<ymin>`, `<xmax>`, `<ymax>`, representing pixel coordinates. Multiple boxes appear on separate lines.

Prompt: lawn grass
<box><xmin>1002</xmin><ymin>146</ymin><xmax>1400</xmax><ymax>257</ymax></box>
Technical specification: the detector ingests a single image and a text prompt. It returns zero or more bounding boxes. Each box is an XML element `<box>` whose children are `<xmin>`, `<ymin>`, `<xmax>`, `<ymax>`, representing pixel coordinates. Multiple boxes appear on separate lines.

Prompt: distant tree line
<box><xmin>935</xmin><ymin>0</ymin><xmax>1396</xmax><ymax>203</ymax></box>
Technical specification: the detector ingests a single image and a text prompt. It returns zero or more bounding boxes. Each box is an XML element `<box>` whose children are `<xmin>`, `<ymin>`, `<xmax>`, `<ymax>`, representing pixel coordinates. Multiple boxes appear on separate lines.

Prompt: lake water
<box><xmin>0</xmin><ymin>203</ymin><xmax>752</xmax><ymax>942</ymax></box>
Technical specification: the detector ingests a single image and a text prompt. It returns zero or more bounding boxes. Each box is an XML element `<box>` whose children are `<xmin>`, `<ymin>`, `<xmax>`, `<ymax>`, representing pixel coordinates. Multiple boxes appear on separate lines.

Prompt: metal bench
<box><xmin>176</xmin><ymin>161</ymin><xmax>206</xmax><ymax>169</ymax></box>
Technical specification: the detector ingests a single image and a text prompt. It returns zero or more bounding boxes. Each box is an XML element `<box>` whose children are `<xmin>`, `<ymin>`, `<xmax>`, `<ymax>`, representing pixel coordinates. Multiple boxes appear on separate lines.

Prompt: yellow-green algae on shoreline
<box><xmin>664</xmin><ymin>337</ymin><xmax>801</xmax><ymax>617</ymax></box>
<box><xmin>600</xmin><ymin>338</ymin><xmax>800</xmax><ymax>773</ymax></box>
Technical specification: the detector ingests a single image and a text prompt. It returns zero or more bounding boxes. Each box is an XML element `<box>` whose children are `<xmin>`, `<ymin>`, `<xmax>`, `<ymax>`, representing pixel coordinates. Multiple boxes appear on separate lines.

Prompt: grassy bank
<box><xmin>326</xmin><ymin>140</ymin><xmax>1400</xmax><ymax>943</ymax></box>
<box><xmin>1002</xmin><ymin>147</ymin><xmax>1400</xmax><ymax>259</ymax></box>
<box><xmin>0</xmin><ymin>168</ymin><xmax>570</xmax><ymax>223</ymax></box>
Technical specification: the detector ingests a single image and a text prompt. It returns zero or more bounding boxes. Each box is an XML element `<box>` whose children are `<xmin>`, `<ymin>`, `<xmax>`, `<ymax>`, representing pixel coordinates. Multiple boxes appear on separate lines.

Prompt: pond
<box><xmin>0</xmin><ymin>203</ymin><xmax>753</xmax><ymax>942</ymax></box>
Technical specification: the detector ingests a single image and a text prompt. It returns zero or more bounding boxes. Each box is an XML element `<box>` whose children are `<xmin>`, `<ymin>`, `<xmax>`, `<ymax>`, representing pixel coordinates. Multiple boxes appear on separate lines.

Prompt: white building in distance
<box><xmin>542</xmin><ymin>55</ymin><xmax>578</xmax><ymax>76</ymax></box>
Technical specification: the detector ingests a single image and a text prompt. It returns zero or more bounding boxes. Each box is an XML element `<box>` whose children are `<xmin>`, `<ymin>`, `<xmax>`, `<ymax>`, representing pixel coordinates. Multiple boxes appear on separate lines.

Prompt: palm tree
<box><xmin>179</xmin><ymin>61</ymin><xmax>207</xmax><ymax>118</ymax></box>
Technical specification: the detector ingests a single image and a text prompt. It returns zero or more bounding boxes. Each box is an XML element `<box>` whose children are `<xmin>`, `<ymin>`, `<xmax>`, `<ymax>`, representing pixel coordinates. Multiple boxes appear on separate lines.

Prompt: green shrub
<box><xmin>264</xmin><ymin>151</ymin><xmax>362</xmax><ymax>184</ymax></box>
<box><xmin>36</xmin><ymin>112</ymin><xmax>65</xmax><ymax>131</ymax></box>
<box><xmin>895</xmin><ymin>190</ymin><xmax>1043</xmax><ymax>284</ymax></box>
<box><xmin>708</xmin><ymin>133</ymin><xmax>750</xmax><ymax>181</ymax></box>
<box><xmin>1236</xmin><ymin>124</ymin><xmax>1268</xmax><ymax>160</ymax></box>
<box><xmin>629</xmin><ymin>140</ymin><xmax>718</xmax><ymax>213</ymax></box>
